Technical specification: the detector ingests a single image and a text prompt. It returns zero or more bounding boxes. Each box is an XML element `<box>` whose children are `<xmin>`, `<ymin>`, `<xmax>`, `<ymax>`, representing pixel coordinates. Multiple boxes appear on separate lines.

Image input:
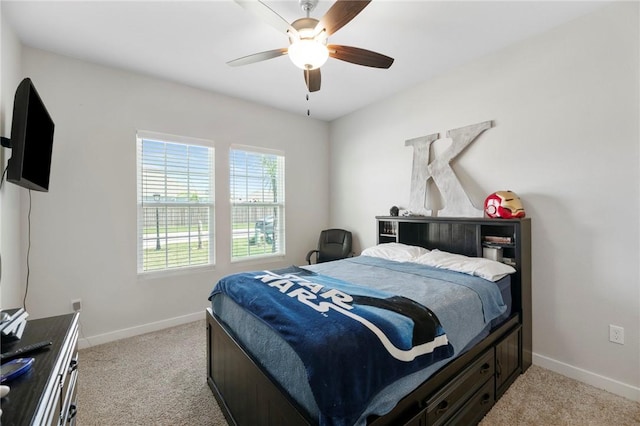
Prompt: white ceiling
<box><xmin>2</xmin><ymin>1</ymin><xmax>609</xmax><ymax>122</ymax></box>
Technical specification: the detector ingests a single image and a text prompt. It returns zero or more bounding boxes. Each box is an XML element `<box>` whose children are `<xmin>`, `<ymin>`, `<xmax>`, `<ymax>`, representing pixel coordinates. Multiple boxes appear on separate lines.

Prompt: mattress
<box><xmin>209</xmin><ymin>256</ymin><xmax>512</xmax><ymax>425</ymax></box>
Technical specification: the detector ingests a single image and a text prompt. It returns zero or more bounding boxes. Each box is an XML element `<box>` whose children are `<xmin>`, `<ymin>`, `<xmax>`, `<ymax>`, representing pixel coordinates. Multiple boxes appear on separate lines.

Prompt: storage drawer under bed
<box><xmin>442</xmin><ymin>377</ymin><xmax>495</xmax><ymax>425</ymax></box>
<box><xmin>426</xmin><ymin>348</ymin><xmax>495</xmax><ymax>425</ymax></box>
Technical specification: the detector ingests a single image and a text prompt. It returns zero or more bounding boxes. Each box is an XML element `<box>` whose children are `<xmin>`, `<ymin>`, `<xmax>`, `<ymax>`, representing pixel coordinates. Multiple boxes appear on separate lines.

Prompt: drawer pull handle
<box><xmin>480</xmin><ymin>363</ymin><xmax>491</xmax><ymax>374</ymax></box>
<box><xmin>436</xmin><ymin>400</ymin><xmax>449</xmax><ymax>414</ymax></box>
<box><xmin>69</xmin><ymin>359</ymin><xmax>78</xmax><ymax>373</ymax></box>
<box><xmin>480</xmin><ymin>393</ymin><xmax>491</xmax><ymax>406</ymax></box>
<box><xmin>67</xmin><ymin>404</ymin><xmax>78</xmax><ymax>422</ymax></box>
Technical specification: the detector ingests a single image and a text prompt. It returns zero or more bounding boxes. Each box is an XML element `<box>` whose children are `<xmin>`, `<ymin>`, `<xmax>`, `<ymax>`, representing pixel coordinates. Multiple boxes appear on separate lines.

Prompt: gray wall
<box><xmin>329</xmin><ymin>2</ymin><xmax>639</xmax><ymax>399</ymax></box>
<box><xmin>1</xmin><ymin>11</ymin><xmax>25</xmax><ymax>310</ymax></box>
<box><xmin>1</xmin><ymin>43</ymin><xmax>330</xmax><ymax>344</ymax></box>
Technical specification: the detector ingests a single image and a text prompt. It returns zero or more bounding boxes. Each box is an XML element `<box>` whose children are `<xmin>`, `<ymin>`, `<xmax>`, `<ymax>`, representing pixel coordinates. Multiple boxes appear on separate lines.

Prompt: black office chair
<box><xmin>306</xmin><ymin>229</ymin><xmax>353</xmax><ymax>264</ymax></box>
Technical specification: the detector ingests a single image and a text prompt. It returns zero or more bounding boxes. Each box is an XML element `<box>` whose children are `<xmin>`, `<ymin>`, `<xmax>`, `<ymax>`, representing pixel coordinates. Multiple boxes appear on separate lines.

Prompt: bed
<box><xmin>206</xmin><ymin>216</ymin><xmax>531</xmax><ymax>426</ymax></box>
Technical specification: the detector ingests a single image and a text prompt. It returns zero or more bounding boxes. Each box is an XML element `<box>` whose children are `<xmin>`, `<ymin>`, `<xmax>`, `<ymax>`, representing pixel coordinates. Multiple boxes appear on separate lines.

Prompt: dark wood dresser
<box><xmin>1</xmin><ymin>312</ymin><xmax>79</xmax><ymax>425</ymax></box>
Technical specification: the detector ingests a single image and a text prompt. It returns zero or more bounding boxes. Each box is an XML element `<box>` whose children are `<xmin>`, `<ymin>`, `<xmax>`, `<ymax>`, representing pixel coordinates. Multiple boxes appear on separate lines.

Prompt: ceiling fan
<box><xmin>227</xmin><ymin>0</ymin><xmax>394</xmax><ymax>93</ymax></box>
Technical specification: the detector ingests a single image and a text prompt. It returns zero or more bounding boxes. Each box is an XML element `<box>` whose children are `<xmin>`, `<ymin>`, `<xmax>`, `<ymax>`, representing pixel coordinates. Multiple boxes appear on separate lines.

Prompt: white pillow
<box><xmin>361</xmin><ymin>243</ymin><xmax>429</xmax><ymax>262</ymax></box>
<box><xmin>414</xmin><ymin>249</ymin><xmax>516</xmax><ymax>282</ymax></box>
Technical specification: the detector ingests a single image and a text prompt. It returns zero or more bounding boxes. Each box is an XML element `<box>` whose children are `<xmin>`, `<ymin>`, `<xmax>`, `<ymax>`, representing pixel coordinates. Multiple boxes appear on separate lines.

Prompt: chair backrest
<box><xmin>316</xmin><ymin>229</ymin><xmax>352</xmax><ymax>263</ymax></box>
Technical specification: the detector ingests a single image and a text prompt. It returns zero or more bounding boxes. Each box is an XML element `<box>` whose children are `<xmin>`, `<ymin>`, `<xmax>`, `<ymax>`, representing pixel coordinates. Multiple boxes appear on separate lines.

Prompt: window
<box><xmin>230</xmin><ymin>147</ymin><xmax>285</xmax><ymax>260</ymax></box>
<box><xmin>137</xmin><ymin>131</ymin><xmax>214</xmax><ymax>274</ymax></box>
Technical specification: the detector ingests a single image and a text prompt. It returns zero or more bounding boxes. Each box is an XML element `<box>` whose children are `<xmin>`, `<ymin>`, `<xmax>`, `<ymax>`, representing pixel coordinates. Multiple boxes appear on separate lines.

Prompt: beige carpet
<box><xmin>479</xmin><ymin>365</ymin><xmax>640</xmax><ymax>426</ymax></box>
<box><xmin>77</xmin><ymin>319</ymin><xmax>640</xmax><ymax>425</ymax></box>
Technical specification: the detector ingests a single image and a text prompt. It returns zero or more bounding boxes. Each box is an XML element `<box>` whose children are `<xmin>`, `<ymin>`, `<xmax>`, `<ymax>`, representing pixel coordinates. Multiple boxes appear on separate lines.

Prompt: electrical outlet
<box><xmin>71</xmin><ymin>298</ymin><xmax>82</xmax><ymax>312</ymax></box>
<box><xmin>609</xmin><ymin>325</ymin><xmax>624</xmax><ymax>345</ymax></box>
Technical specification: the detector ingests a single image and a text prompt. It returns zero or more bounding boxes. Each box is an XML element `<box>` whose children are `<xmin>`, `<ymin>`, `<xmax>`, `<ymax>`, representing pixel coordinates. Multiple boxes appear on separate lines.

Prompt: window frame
<box><xmin>229</xmin><ymin>145</ymin><xmax>285</xmax><ymax>262</ymax></box>
<box><xmin>136</xmin><ymin>130</ymin><xmax>215</xmax><ymax>277</ymax></box>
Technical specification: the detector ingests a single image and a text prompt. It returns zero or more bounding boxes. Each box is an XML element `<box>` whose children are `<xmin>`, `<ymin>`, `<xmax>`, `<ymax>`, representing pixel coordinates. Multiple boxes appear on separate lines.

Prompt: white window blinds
<box><xmin>137</xmin><ymin>132</ymin><xmax>214</xmax><ymax>273</ymax></box>
<box><xmin>230</xmin><ymin>147</ymin><xmax>285</xmax><ymax>260</ymax></box>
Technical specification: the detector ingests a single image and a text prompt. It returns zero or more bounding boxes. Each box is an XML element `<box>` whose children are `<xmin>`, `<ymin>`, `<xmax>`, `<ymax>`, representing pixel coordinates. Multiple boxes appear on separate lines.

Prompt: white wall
<box><xmin>0</xmin><ymin>10</ymin><xmax>26</xmax><ymax>309</ymax></box>
<box><xmin>330</xmin><ymin>2</ymin><xmax>639</xmax><ymax>400</ymax></box>
<box><xmin>6</xmin><ymin>47</ymin><xmax>329</xmax><ymax>344</ymax></box>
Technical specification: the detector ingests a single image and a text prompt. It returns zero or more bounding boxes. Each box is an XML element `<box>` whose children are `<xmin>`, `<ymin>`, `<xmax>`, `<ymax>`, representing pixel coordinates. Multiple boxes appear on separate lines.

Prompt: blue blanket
<box><xmin>209</xmin><ymin>267</ymin><xmax>454</xmax><ymax>426</ymax></box>
<box><xmin>347</xmin><ymin>256</ymin><xmax>507</xmax><ymax>323</ymax></box>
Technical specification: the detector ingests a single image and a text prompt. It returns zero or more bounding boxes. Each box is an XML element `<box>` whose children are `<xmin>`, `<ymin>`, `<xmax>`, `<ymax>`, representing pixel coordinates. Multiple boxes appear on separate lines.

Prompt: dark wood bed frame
<box><xmin>207</xmin><ymin>216</ymin><xmax>531</xmax><ymax>426</ymax></box>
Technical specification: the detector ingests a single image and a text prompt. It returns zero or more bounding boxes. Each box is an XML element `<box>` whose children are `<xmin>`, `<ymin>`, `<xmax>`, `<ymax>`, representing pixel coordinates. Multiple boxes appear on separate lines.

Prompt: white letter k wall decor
<box><xmin>405</xmin><ymin>121</ymin><xmax>493</xmax><ymax>217</ymax></box>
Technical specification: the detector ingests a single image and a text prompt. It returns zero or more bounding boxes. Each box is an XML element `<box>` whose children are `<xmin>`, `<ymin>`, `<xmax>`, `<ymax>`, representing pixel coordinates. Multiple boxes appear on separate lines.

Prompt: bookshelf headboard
<box><xmin>376</xmin><ymin>216</ymin><xmax>532</xmax><ymax>367</ymax></box>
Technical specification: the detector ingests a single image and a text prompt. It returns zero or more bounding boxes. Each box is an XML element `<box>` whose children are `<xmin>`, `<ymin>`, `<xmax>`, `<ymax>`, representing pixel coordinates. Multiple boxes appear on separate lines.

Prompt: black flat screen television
<box><xmin>6</xmin><ymin>78</ymin><xmax>55</xmax><ymax>192</ymax></box>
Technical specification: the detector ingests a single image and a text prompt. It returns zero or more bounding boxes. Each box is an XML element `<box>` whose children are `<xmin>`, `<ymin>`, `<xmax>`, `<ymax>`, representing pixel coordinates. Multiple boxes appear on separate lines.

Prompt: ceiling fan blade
<box><xmin>227</xmin><ymin>48</ymin><xmax>288</xmax><ymax>67</ymax></box>
<box><xmin>328</xmin><ymin>44</ymin><xmax>394</xmax><ymax>69</ymax></box>
<box><xmin>234</xmin><ymin>0</ymin><xmax>298</xmax><ymax>37</ymax></box>
<box><xmin>315</xmin><ymin>0</ymin><xmax>371</xmax><ymax>36</ymax></box>
<box><xmin>304</xmin><ymin>68</ymin><xmax>321</xmax><ymax>92</ymax></box>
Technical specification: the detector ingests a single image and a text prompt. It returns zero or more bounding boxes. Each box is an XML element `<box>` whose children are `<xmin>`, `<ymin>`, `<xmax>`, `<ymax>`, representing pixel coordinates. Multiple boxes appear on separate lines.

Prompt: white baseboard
<box><xmin>533</xmin><ymin>352</ymin><xmax>640</xmax><ymax>402</ymax></box>
<box><xmin>77</xmin><ymin>311</ymin><xmax>204</xmax><ymax>349</ymax></box>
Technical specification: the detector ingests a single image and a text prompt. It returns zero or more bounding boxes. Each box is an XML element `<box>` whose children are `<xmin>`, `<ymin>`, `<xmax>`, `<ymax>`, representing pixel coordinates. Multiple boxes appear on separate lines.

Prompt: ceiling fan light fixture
<box><xmin>288</xmin><ymin>38</ymin><xmax>329</xmax><ymax>70</ymax></box>
<box><xmin>229</xmin><ymin>0</ymin><xmax>394</xmax><ymax>92</ymax></box>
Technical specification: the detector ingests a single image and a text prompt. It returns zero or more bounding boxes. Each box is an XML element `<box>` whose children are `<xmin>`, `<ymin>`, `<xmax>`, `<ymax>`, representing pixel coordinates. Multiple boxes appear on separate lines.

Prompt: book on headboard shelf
<box><xmin>483</xmin><ymin>235</ymin><xmax>513</xmax><ymax>244</ymax></box>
